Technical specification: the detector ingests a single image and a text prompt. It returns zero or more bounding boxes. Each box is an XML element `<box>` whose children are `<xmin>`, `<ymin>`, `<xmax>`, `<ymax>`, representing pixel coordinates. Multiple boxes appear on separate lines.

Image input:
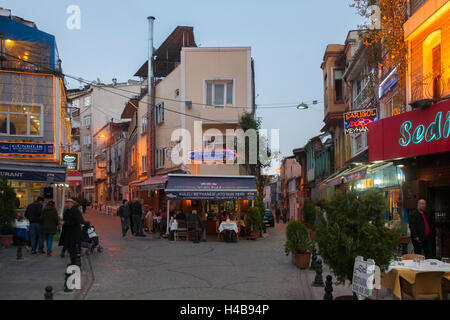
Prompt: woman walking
<box><xmin>40</xmin><ymin>201</ymin><xmax>59</xmax><ymax>256</ymax></box>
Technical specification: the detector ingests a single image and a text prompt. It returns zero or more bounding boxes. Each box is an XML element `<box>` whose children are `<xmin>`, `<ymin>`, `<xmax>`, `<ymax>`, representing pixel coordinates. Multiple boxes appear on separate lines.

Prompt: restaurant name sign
<box><xmin>344</xmin><ymin>109</ymin><xmax>378</xmax><ymax>135</ymax></box>
<box><xmin>61</xmin><ymin>152</ymin><xmax>79</xmax><ymax>171</ymax></box>
<box><xmin>0</xmin><ymin>142</ymin><xmax>54</xmax><ymax>155</ymax></box>
<box><xmin>368</xmin><ymin>100</ymin><xmax>450</xmax><ymax>162</ymax></box>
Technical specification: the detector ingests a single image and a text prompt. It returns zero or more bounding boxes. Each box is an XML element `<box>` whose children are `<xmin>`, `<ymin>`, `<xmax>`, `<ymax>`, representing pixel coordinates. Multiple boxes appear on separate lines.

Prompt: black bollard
<box><xmin>44</xmin><ymin>286</ymin><xmax>53</xmax><ymax>300</ymax></box>
<box><xmin>16</xmin><ymin>246</ymin><xmax>23</xmax><ymax>260</ymax></box>
<box><xmin>323</xmin><ymin>275</ymin><xmax>333</xmax><ymax>300</ymax></box>
<box><xmin>310</xmin><ymin>248</ymin><xmax>317</xmax><ymax>270</ymax></box>
<box><xmin>312</xmin><ymin>259</ymin><xmax>325</xmax><ymax>287</ymax></box>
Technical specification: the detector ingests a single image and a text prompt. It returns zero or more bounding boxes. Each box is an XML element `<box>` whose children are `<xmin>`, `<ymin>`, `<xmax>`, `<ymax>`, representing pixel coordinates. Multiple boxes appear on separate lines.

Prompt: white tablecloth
<box><xmin>387</xmin><ymin>259</ymin><xmax>450</xmax><ymax>273</ymax></box>
<box><xmin>218</xmin><ymin>221</ymin><xmax>238</xmax><ymax>233</ymax></box>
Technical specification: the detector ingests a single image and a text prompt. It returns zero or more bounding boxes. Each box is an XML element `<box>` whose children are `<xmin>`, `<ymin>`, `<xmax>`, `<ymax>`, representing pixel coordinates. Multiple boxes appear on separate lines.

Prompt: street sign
<box><xmin>67</xmin><ymin>170</ymin><xmax>82</xmax><ymax>186</ymax></box>
<box><xmin>352</xmin><ymin>256</ymin><xmax>381</xmax><ymax>299</ymax></box>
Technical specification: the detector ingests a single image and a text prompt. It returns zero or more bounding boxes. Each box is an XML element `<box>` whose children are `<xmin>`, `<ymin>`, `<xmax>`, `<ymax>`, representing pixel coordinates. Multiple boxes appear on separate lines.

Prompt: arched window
<box><xmin>423</xmin><ymin>30</ymin><xmax>442</xmax><ymax>100</ymax></box>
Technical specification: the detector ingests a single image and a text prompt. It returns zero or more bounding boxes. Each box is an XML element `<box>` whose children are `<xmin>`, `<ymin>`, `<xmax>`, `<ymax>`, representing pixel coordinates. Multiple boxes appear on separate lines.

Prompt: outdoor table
<box><xmin>218</xmin><ymin>221</ymin><xmax>238</xmax><ymax>233</ymax></box>
<box><xmin>381</xmin><ymin>259</ymin><xmax>450</xmax><ymax>299</ymax></box>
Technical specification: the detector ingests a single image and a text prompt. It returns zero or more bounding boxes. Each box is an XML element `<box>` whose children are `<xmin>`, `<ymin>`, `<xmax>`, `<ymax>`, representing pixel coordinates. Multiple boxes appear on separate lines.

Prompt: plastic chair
<box><xmin>402</xmin><ymin>254</ymin><xmax>425</xmax><ymax>261</ymax></box>
<box><xmin>400</xmin><ymin>272</ymin><xmax>445</xmax><ymax>300</ymax></box>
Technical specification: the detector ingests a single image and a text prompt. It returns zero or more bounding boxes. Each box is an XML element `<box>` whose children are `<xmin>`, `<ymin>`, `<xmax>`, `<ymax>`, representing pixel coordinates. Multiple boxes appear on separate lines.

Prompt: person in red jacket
<box><xmin>408</xmin><ymin>199</ymin><xmax>435</xmax><ymax>259</ymax></box>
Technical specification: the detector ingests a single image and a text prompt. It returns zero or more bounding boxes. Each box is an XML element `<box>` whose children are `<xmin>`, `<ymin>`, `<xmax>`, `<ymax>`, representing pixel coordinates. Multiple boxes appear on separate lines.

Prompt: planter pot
<box><xmin>295</xmin><ymin>252</ymin><xmax>311</xmax><ymax>269</ymax></box>
<box><xmin>0</xmin><ymin>234</ymin><xmax>13</xmax><ymax>248</ymax></box>
<box><xmin>248</xmin><ymin>231</ymin><xmax>260</xmax><ymax>240</ymax></box>
<box><xmin>310</xmin><ymin>231</ymin><xmax>316</xmax><ymax>240</ymax></box>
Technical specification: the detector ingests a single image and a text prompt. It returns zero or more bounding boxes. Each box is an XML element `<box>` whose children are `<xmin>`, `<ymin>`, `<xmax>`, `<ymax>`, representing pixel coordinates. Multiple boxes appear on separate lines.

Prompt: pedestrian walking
<box><xmin>118</xmin><ymin>199</ymin><xmax>131</xmax><ymax>238</ymax></box>
<box><xmin>40</xmin><ymin>200</ymin><xmax>59</xmax><ymax>256</ymax></box>
<box><xmin>187</xmin><ymin>210</ymin><xmax>206</xmax><ymax>242</ymax></box>
<box><xmin>129</xmin><ymin>200</ymin><xmax>135</xmax><ymax>235</ymax></box>
<box><xmin>59</xmin><ymin>199</ymin><xmax>84</xmax><ymax>267</ymax></box>
<box><xmin>275</xmin><ymin>207</ymin><xmax>281</xmax><ymax>224</ymax></box>
<box><xmin>24</xmin><ymin>196</ymin><xmax>45</xmax><ymax>254</ymax></box>
<box><xmin>160</xmin><ymin>210</ymin><xmax>168</xmax><ymax>238</ymax></box>
<box><xmin>408</xmin><ymin>199</ymin><xmax>436</xmax><ymax>259</ymax></box>
<box><xmin>131</xmin><ymin>198</ymin><xmax>145</xmax><ymax>237</ymax></box>
<box><xmin>81</xmin><ymin>198</ymin><xmax>88</xmax><ymax>214</ymax></box>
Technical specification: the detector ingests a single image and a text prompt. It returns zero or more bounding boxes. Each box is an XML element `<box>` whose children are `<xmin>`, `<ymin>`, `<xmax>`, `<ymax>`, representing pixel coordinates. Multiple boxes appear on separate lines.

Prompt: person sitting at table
<box><xmin>239</xmin><ymin>216</ymin><xmax>247</xmax><ymax>237</ymax></box>
<box><xmin>222</xmin><ymin>211</ymin><xmax>231</xmax><ymax>222</ymax></box>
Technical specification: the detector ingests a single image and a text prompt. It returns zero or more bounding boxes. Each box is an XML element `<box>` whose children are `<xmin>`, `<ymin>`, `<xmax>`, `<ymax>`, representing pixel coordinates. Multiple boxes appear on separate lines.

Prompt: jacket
<box><xmin>40</xmin><ymin>205</ymin><xmax>59</xmax><ymax>235</ymax></box>
<box><xmin>187</xmin><ymin>214</ymin><xmax>203</xmax><ymax>230</ymax></box>
<box><xmin>24</xmin><ymin>201</ymin><xmax>43</xmax><ymax>223</ymax></box>
<box><xmin>408</xmin><ymin>209</ymin><xmax>435</xmax><ymax>242</ymax></box>
<box><xmin>131</xmin><ymin>201</ymin><xmax>143</xmax><ymax>217</ymax></box>
<box><xmin>118</xmin><ymin>204</ymin><xmax>131</xmax><ymax>218</ymax></box>
<box><xmin>59</xmin><ymin>207</ymin><xmax>83</xmax><ymax>247</ymax></box>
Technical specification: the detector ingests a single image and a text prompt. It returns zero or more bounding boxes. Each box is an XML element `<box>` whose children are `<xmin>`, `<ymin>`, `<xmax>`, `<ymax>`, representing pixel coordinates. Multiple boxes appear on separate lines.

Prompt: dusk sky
<box><xmin>2</xmin><ymin>0</ymin><xmax>364</xmax><ymax>173</ymax></box>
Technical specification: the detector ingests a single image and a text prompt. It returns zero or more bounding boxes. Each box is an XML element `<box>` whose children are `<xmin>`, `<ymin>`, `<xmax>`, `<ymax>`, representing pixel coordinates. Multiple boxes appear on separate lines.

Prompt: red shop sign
<box><xmin>368</xmin><ymin>100</ymin><xmax>450</xmax><ymax>162</ymax></box>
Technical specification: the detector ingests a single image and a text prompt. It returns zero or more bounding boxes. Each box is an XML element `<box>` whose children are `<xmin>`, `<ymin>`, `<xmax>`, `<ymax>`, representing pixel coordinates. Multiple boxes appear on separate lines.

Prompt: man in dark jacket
<box><xmin>118</xmin><ymin>199</ymin><xmax>131</xmax><ymax>238</ymax></box>
<box><xmin>408</xmin><ymin>199</ymin><xmax>435</xmax><ymax>259</ymax></box>
<box><xmin>25</xmin><ymin>196</ymin><xmax>45</xmax><ymax>254</ymax></box>
<box><xmin>131</xmin><ymin>198</ymin><xmax>145</xmax><ymax>237</ymax></box>
<box><xmin>187</xmin><ymin>210</ymin><xmax>206</xmax><ymax>243</ymax></box>
<box><xmin>59</xmin><ymin>199</ymin><xmax>84</xmax><ymax>267</ymax></box>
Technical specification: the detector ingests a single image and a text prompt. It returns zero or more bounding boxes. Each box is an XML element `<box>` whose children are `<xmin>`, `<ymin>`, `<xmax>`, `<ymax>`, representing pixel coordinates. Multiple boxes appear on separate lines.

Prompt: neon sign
<box><xmin>399</xmin><ymin>111</ymin><xmax>450</xmax><ymax>147</ymax></box>
<box><xmin>344</xmin><ymin>109</ymin><xmax>378</xmax><ymax>135</ymax></box>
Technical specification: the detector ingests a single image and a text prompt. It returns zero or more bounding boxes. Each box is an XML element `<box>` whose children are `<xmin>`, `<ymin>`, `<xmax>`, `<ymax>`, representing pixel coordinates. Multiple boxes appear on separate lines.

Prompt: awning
<box><xmin>0</xmin><ymin>163</ymin><xmax>66</xmax><ymax>183</ymax></box>
<box><xmin>165</xmin><ymin>174</ymin><xmax>257</xmax><ymax>200</ymax></box>
<box><xmin>131</xmin><ymin>174</ymin><xmax>168</xmax><ymax>191</ymax></box>
<box><xmin>325</xmin><ymin>165</ymin><xmax>368</xmax><ymax>187</ymax></box>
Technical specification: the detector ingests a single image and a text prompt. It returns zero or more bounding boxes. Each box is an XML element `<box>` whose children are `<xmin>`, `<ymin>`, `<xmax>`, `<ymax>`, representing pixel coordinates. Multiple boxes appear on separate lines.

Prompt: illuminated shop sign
<box><xmin>399</xmin><ymin>111</ymin><xmax>450</xmax><ymax>147</ymax></box>
<box><xmin>0</xmin><ymin>142</ymin><xmax>54</xmax><ymax>155</ymax></box>
<box><xmin>344</xmin><ymin>109</ymin><xmax>378</xmax><ymax>135</ymax></box>
<box><xmin>379</xmin><ymin>68</ymin><xmax>398</xmax><ymax>99</ymax></box>
<box><xmin>61</xmin><ymin>152</ymin><xmax>79</xmax><ymax>171</ymax></box>
<box><xmin>187</xmin><ymin>149</ymin><xmax>237</xmax><ymax>162</ymax></box>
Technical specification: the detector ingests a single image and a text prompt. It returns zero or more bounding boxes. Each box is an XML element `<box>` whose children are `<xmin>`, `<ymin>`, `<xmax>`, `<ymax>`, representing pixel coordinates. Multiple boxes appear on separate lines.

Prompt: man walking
<box><xmin>59</xmin><ymin>199</ymin><xmax>84</xmax><ymax>267</ymax></box>
<box><xmin>187</xmin><ymin>210</ymin><xmax>206</xmax><ymax>243</ymax></box>
<box><xmin>131</xmin><ymin>198</ymin><xmax>145</xmax><ymax>237</ymax></box>
<box><xmin>408</xmin><ymin>199</ymin><xmax>435</xmax><ymax>259</ymax></box>
<box><xmin>25</xmin><ymin>196</ymin><xmax>45</xmax><ymax>254</ymax></box>
<box><xmin>118</xmin><ymin>199</ymin><xmax>131</xmax><ymax>238</ymax></box>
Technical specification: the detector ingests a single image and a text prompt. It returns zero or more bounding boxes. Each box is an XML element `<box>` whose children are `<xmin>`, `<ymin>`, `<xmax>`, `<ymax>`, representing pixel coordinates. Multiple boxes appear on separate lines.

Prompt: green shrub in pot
<box><xmin>284</xmin><ymin>221</ymin><xmax>312</xmax><ymax>255</ymax></box>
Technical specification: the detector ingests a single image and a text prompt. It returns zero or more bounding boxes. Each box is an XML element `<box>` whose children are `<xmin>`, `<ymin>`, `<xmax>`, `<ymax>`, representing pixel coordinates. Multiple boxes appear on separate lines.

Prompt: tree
<box><xmin>351</xmin><ymin>0</ymin><xmax>408</xmax><ymax>105</ymax></box>
<box><xmin>315</xmin><ymin>189</ymin><xmax>400</xmax><ymax>284</ymax></box>
<box><xmin>0</xmin><ymin>176</ymin><xmax>17</xmax><ymax>234</ymax></box>
<box><xmin>238</xmin><ymin>112</ymin><xmax>279</xmax><ymax>195</ymax></box>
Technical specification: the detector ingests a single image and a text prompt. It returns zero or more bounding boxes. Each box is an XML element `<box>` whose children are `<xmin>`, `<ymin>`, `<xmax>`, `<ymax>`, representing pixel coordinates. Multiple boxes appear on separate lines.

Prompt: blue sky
<box><xmin>2</xmin><ymin>0</ymin><xmax>363</xmax><ymax>173</ymax></box>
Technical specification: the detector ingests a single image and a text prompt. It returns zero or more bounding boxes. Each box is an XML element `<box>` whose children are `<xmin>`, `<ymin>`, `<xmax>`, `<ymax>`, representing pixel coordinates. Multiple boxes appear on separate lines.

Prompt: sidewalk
<box><xmin>0</xmin><ymin>246</ymin><xmax>92</xmax><ymax>300</ymax></box>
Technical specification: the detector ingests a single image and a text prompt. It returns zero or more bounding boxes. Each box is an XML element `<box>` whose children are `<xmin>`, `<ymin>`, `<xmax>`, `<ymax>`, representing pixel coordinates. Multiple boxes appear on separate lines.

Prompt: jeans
<box><xmin>121</xmin><ymin>217</ymin><xmax>130</xmax><ymax>236</ymax></box>
<box><xmin>45</xmin><ymin>234</ymin><xmax>54</xmax><ymax>253</ymax></box>
<box><xmin>132</xmin><ymin>215</ymin><xmax>143</xmax><ymax>235</ymax></box>
<box><xmin>30</xmin><ymin>223</ymin><xmax>44</xmax><ymax>253</ymax></box>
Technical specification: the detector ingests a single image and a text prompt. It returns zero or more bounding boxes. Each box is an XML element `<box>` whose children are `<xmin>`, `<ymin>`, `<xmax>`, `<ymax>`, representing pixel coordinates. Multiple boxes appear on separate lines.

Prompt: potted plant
<box><xmin>0</xmin><ymin>176</ymin><xmax>17</xmax><ymax>248</ymax></box>
<box><xmin>315</xmin><ymin>189</ymin><xmax>401</xmax><ymax>299</ymax></box>
<box><xmin>246</xmin><ymin>207</ymin><xmax>263</xmax><ymax>240</ymax></box>
<box><xmin>284</xmin><ymin>221</ymin><xmax>312</xmax><ymax>269</ymax></box>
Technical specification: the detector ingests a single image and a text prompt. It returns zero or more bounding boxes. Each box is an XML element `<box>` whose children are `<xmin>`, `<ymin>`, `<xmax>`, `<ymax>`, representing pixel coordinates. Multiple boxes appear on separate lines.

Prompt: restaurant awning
<box><xmin>165</xmin><ymin>174</ymin><xmax>257</xmax><ymax>200</ymax></box>
<box><xmin>0</xmin><ymin>163</ymin><xmax>66</xmax><ymax>183</ymax></box>
<box><xmin>324</xmin><ymin>165</ymin><xmax>368</xmax><ymax>187</ymax></box>
<box><xmin>130</xmin><ymin>174</ymin><xmax>168</xmax><ymax>191</ymax></box>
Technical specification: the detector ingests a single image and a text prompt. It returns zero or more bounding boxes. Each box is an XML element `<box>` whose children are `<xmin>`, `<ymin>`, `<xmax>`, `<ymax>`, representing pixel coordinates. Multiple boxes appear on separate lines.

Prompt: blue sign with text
<box><xmin>0</xmin><ymin>143</ymin><xmax>54</xmax><ymax>155</ymax></box>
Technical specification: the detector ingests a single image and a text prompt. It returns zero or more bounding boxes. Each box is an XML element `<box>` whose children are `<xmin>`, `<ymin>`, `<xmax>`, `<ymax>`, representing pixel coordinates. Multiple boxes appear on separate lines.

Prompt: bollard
<box><xmin>312</xmin><ymin>259</ymin><xmax>325</xmax><ymax>287</ymax></box>
<box><xmin>310</xmin><ymin>248</ymin><xmax>317</xmax><ymax>270</ymax></box>
<box><xmin>16</xmin><ymin>246</ymin><xmax>23</xmax><ymax>260</ymax></box>
<box><xmin>323</xmin><ymin>275</ymin><xmax>333</xmax><ymax>300</ymax></box>
<box><xmin>44</xmin><ymin>286</ymin><xmax>53</xmax><ymax>300</ymax></box>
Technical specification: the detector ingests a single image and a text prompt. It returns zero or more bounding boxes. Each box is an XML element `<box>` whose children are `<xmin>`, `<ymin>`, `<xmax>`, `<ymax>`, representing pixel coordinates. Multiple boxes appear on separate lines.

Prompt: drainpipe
<box><xmin>147</xmin><ymin>16</ymin><xmax>155</xmax><ymax>178</ymax></box>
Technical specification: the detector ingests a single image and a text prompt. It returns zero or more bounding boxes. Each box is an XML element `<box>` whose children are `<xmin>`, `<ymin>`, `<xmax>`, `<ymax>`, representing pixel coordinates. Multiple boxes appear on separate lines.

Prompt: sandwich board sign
<box><xmin>352</xmin><ymin>256</ymin><xmax>381</xmax><ymax>299</ymax></box>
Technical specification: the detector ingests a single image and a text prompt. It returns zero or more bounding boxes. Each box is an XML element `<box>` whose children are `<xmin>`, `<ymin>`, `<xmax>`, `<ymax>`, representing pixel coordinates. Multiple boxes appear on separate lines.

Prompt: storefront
<box><xmin>369</xmin><ymin>99</ymin><xmax>450</xmax><ymax>258</ymax></box>
<box><xmin>129</xmin><ymin>174</ymin><xmax>168</xmax><ymax>212</ymax></box>
<box><xmin>0</xmin><ymin>163</ymin><xmax>67</xmax><ymax>214</ymax></box>
<box><xmin>165</xmin><ymin>174</ymin><xmax>257</xmax><ymax>235</ymax></box>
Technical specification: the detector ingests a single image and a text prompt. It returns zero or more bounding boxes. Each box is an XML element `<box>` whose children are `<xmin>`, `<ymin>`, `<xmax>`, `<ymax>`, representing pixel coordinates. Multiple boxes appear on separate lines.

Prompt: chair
<box><xmin>176</xmin><ymin>220</ymin><xmax>187</xmax><ymax>241</ymax></box>
<box><xmin>216</xmin><ymin>220</ymin><xmax>225</xmax><ymax>241</ymax></box>
<box><xmin>402</xmin><ymin>254</ymin><xmax>425</xmax><ymax>261</ymax></box>
<box><xmin>187</xmin><ymin>221</ymin><xmax>200</xmax><ymax>241</ymax></box>
<box><xmin>400</xmin><ymin>272</ymin><xmax>445</xmax><ymax>300</ymax></box>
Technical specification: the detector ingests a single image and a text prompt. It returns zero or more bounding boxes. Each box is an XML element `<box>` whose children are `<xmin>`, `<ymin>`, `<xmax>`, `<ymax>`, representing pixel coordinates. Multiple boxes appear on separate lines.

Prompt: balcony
<box><xmin>410</xmin><ymin>69</ymin><xmax>450</xmax><ymax>106</ymax></box>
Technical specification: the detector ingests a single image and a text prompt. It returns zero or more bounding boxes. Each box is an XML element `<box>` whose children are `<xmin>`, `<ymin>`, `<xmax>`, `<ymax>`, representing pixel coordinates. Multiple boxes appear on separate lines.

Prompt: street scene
<box><xmin>0</xmin><ymin>0</ymin><xmax>450</xmax><ymax>303</ymax></box>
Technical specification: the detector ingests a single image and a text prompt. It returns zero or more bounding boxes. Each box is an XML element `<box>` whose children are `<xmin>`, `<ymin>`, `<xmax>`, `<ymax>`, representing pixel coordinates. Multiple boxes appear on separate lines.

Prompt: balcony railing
<box><xmin>410</xmin><ymin>68</ymin><xmax>450</xmax><ymax>104</ymax></box>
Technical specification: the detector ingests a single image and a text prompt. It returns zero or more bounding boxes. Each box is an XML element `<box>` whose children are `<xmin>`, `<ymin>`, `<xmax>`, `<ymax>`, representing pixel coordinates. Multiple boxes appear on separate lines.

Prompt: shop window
<box><xmin>0</xmin><ymin>104</ymin><xmax>43</xmax><ymax>136</ymax></box>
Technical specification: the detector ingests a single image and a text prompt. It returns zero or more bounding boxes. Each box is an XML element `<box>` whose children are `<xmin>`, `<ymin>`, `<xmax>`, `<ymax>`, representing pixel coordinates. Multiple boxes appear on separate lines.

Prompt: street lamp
<box><xmin>296</xmin><ymin>102</ymin><xmax>309</xmax><ymax>110</ymax></box>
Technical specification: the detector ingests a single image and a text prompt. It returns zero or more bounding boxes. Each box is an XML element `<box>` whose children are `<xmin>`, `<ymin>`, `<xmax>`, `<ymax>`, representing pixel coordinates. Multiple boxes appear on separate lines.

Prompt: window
<box><xmin>324</xmin><ymin>73</ymin><xmax>328</xmax><ymax>110</ymax></box>
<box><xmin>84</xmin><ymin>115</ymin><xmax>91</xmax><ymax>127</ymax></box>
<box><xmin>83</xmin><ymin>135</ymin><xmax>91</xmax><ymax>145</ymax></box>
<box><xmin>203</xmin><ymin>135</ymin><xmax>225</xmax><ymax>150</ymax></box>
<box><xmin>141</xmin><ymin>155</ymin><xmax>147</xmax><ymax>173</ymax></box>
<box><xmin>131</xmin><ymin>146</ymin><xmax>136</xmax><ymax>166</ymax></box>
<box><xmin>334</xmin><ymin>70</ymin><xmax>343</xmax><ymax>102</ymax></box>
<box><xmin>156</xmin><ymin>102</ymin><xmax>164</xmax><ymax>124</ymax></box>
<box><xmin>84</xmin><ymin>153</ymin><xmax>92</xmax><ymax>164</ymax></box>
<box><xmin>175</xmin><ymin>89</ymin><xmax>180</xmax><ymax>97</ymax></box>
<box><xmin>0</xmin><ymin>104</ymin><xmax>42</xmax><ymax>136</ymax></box>
<box><xmin>156</xmin><ymin>148</ymin><xmax>166</xmax><ymax>169</ymax></box>
<box><xmin>206</xmin><ymin>80</ymin><xmax>233</xmax><ymax>107</ymax></box>
<box><xmin>84</xmin><ymin>96</ymin><xmax>91</xmax><ymax>107</ymax></box>
<box><xmin>72</xmin><ymin>99</ymin><xmax>79</xmax><ymax>110</ymax></box>
<box><xmin>142</xmin><ymin>114</ymin><xmax>148</xmax><ymax>133</ymax></box>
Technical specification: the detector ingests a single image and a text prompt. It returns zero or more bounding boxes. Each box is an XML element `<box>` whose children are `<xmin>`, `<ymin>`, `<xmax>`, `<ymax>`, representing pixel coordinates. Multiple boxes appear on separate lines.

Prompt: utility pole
<box><xmin>148</xmin><ymin>16</ymin><xmax>155</xmax><ymax>178</ymax></box>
